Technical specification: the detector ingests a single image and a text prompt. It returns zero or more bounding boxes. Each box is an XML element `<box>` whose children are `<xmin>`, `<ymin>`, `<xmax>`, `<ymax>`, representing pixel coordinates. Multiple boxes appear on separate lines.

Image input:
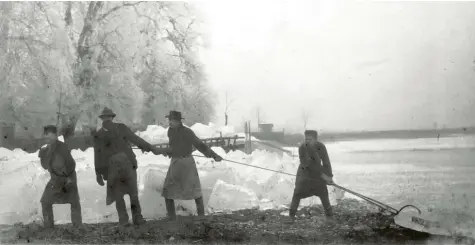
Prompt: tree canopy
<box><xmin>0</xmin><ymin>1</ymin><xmax>215</xmax><ymax>139</ymax></box>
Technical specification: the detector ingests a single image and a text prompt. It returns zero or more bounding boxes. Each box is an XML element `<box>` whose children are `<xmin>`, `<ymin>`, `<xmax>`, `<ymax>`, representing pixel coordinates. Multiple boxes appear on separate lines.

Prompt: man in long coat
<box><xmin>93</xmin><ymin>107</ymin><xmax>165</xmax><ymax>226</ymax></box>
<box><xmin>162</xmin><ymin>110</ymin><xmax>223</xmax><ymax>221</ymax></box>
<box><xmin>39</xmin><ymin>125</ymin><xmax>82</xmax><ymax>228</ymax></box>
<box><xmin>287</xmin><ymin>129</ymin><xmax>335</xmax><ymax>223</ymax></box>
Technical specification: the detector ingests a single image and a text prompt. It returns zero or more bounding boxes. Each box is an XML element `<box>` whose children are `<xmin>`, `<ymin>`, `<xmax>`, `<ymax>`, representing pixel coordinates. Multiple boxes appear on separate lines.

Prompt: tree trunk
<box><xmin>0</xmin><ymin>2</ymin><xmax>12</xmax><ymax>52</ymax></box>
<box><xmin>64</xmin><ymin>2</ymin><xmax>73</xmax><ymax>26</ymax></box>
<box><xmin>0</xmin><ymin>2</ymin><xmax>15</xmax><ymax>124</ymax></box>
<box><xmin>60</xmin><ymin>114</ymin><xmax>79</xmax><ymax>143</ymax></box>
<box><xmin>59</xmin><ymin>2</ymin><xmax>104</xmax><ymax>141</ymax></box>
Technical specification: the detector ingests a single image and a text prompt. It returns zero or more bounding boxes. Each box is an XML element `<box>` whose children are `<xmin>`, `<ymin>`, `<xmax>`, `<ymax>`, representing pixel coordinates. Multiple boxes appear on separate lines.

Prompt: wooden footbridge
<box><xmin>133</xmin><ymin>135</ymin><xmax>245</xmax><ymax>153</ymax></box>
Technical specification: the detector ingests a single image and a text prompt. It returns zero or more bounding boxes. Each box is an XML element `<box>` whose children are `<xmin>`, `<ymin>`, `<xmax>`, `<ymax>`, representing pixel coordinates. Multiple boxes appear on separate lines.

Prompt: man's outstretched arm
<box><xmin>318</xmin><ymin>143</ymin><xmax>333</xmax><ymax>177</ymax></box>
<box><xmin>93</xmin><ymin>135</ymin><xmax>104</xmax><ymax>176</ymax></box>
<box><xmin>190</xmin><ymin>129</ymin><xmax>221</xmax><ymax>160</ymax></box>
<box><xmin>120</xmin><ymin>123</ymin><xmax>154</xmax><ymax>152</ymax></box>
<box><xmin>298</xmin><ymin>144</ymin><xmax>308</xmax><ymax>165</ymax></box>
<box><xmin>58</xmin><ymin>142</ymin><xmax>76</xmax><ymax>176</ymax></box>
<box><xmin>93</xmin><ymin>135</ymin><xmax>106</xmax><ymax>185</ymax></box>
<box><xmin>38</xmin><ymin>147</ymin><xmax>49</xmax><ymax>170</ymax></box>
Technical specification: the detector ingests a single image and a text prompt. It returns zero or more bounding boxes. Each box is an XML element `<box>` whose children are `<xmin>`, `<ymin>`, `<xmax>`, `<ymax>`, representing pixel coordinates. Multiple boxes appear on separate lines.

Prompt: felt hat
<box><xmin>99</xmin><ymin>107</ymin><xmax>116</xmax><ymax>118</ymax></box>
<box><xmin>43</xmin><ymin>125</ymin><xmax>58</xmax><ymax>134</ymax></box>
<box><xmin>165</xmin><ymin>110</ymin><xmax>184</xmax><ymax>120</ymax></box>
<box><xmin>304</xmin><ymin>130</ymin><xmax>318</xmax><ymax>137</ymax></box>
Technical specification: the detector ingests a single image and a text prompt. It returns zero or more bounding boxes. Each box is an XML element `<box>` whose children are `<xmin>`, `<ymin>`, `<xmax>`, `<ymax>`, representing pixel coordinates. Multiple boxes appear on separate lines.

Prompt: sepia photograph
<box><xmin>0</xmin><ymin>0</ymin><xmax>474</xmax><ymax>244</ymax></box>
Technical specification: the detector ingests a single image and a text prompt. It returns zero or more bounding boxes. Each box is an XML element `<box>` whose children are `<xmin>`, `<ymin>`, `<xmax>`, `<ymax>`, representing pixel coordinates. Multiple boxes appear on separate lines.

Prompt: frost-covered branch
<box><xmin>2</xmin><ymin>1</ymin><xmax>214</xmax><ymax>137</ymax></box>
<box><xmin>98</xmin><ymin>1</ymin><xmax>145</xmax><ymax>22</ymax></box>
<box><xmin>8</xmin><ymin>36</ymin><xmax>51</xmax><ymax>48</ymax></box>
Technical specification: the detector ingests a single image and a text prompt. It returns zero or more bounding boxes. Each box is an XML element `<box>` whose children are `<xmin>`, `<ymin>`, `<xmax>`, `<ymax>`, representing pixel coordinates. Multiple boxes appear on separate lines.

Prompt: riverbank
<box><xmin>2</xmin><ymin>199</ymin><xmax>473</xmax><ymax>245</ymax></box>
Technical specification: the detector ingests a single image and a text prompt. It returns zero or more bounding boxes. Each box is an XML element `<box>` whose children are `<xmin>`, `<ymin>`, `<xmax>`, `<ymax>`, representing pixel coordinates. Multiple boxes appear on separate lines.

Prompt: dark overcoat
<box><xmin>39</xmin><ymin>140</ymin><xmax>80</xmax><ymax>204</ymax></box>
<box><xmin>93</xmin><ymin>122</ymin><xmax>153</xmax><ymax>205</ymax></box>
<box><xmin>293</xmin><ymin>141</ymin><xmax>333</xmax><ymax>199</ymax></box>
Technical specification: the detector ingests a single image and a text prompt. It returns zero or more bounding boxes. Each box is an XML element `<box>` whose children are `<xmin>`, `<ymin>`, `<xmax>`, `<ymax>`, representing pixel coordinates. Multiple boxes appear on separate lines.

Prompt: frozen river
<box><xmin>0</xmin><ymin>128</ymin><xmax>474</xmax><ymax>239</ymax></box>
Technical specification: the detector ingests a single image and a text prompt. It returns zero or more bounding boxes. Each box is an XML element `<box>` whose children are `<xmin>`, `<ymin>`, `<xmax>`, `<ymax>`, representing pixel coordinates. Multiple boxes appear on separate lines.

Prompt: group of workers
<box><xmin>38</xmin><ymin>107</ymin><xmax>334</xmax><ymax>228</ymax></box>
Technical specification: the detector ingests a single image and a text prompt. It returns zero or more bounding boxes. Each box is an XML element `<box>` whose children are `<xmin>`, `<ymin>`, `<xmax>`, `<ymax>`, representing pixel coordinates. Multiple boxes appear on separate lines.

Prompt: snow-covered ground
<box><xmin>1</xmin><ymin>123</ymin><xmax>474</xmax><ymax>239</ymax></box>
<box><xmin>0</xmin><ymin>123</ymin><xmax>341</xmax><ymax>225</ymax></box>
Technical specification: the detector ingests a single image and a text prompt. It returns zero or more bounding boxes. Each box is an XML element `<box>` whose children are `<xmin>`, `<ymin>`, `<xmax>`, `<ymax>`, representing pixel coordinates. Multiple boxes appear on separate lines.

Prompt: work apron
<box><xmin>162</xmin><ymin>156</ymin><xmax>202</xmax><ymax>200</ymax></box>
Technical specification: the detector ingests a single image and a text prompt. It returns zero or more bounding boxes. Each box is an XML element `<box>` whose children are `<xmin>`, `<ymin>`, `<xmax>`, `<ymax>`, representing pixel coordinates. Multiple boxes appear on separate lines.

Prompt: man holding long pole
<box><xmin>286</xmin><ymin>129</ymin><xmax>335</xmax><ymax>223</ymax></box>
<box><xmin>39</xmin><ymin>125</ymin><xmax>82</xmax><ymax>228</ymax></box>
<box><xmin>162</xmin><ymin>110</ymin><xmax>223</xmax><ymax>221</ymax></box>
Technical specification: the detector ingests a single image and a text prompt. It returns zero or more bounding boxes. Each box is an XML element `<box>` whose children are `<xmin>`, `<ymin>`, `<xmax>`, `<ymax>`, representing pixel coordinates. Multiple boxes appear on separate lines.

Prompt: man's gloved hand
<box><xmin>65</xmin><ymin>177</ymin><xmax>73</xmax><ymax>186</ymax></box>
<box><xmin>151</xmin><ymin>147</ymin><xmax>160</xmax><ymax>155</ymax></box>
<box><xmin>321</xmin><ymin>173</ymin><xmax>335</xmax><ymax>185</ymax></box>
<box><xmin>213</xmin><ymin>154</ymin><xmax>223</xmax><ymax>162</ymax></box>
<box><xmin>162</xmin><ymin>148</ymin><xmax>172</xmax><ymax>158</ymax></box>
<box><xmin>38</xmin><ymin>145</ymin><xmax>48</xmax><ymax>157</ymax></box>
<box><xmin>152</xmin><ymin>147</ymin><xmax>170</xmax><ymax>157</ymax></box>
<box><xmin>96</xmin><ymin>174</ymin><xmax>105</xmax><ymax>186</ymax></box>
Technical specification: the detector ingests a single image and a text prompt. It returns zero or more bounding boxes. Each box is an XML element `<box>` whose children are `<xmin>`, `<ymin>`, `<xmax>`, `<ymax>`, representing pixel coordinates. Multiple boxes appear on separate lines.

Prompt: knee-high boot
<box><xmin>41</xmin><ymin>202</ymin><xmax>54</xmax><ymax>228</ymax></box>
<box><xmin>289</xmin><ymin>195</ymin><xmax>301</xmax><ymax>218</ymax></box>
<box><xmin>165</xmin><ymin>198</ymin><xmax>176</xmax><ymax>220</ymax></box>
<box><xmin>70</xmin><ymin>200</ymin><xmax>83</xmax><ymax>226</ymax></box>
<box><xmin>194</xmin><ymin>196</ymin><xmax>205</xmax><ymax>216</ymax></box>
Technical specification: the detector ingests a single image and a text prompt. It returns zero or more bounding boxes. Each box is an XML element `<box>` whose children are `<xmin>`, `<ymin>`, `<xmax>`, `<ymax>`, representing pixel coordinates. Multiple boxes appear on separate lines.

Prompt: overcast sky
<box><xmin>197</xmin><ymin>1</ymin><xmax>475</xmax><ymax>133</ymax></box>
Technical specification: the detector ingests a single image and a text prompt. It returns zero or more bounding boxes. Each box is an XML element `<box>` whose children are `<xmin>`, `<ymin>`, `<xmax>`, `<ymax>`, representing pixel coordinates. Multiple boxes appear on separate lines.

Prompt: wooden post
<box><xmin>232</xmin><ymin>135</ymin><xmax>237</xmax><ymax>151</ymax></box>
<box><xmin>243</xmin><ymin>121</ymin><xmax>253</xmax><ymax>154</ymax></box>
<box><xmin>244</xmin><ymin>121</ymin><xmax>250</xmax><ymax>154</ymax></box>
<box><xmin>249</xmin><ymin>121</ymin><xmax>252</xmax><ymax>153</ymax></box>
<box><xmin>243</xmin><ymin>122</ymin><xmax>247</xmax><ymax>153</ymax></box>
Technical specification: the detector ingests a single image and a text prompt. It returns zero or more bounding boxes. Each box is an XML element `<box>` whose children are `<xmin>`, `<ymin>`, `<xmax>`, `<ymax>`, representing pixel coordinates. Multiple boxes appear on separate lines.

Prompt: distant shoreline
<box><xmin>319</xmin><ymin>126</ymin><xmax>475</xmax><ymax>142</ymax></box>
<box><xmin>273</xmin><ymin>127</ymin><xmax>475</xmax><ymax>146</ymax></box>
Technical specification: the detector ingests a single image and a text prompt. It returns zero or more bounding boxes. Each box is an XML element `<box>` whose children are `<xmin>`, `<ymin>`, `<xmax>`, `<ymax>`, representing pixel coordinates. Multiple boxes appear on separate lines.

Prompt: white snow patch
<box><xmin>208</xmin><ymin>179</ymin><xmax>259</xmax><ymax>213</ymax></box>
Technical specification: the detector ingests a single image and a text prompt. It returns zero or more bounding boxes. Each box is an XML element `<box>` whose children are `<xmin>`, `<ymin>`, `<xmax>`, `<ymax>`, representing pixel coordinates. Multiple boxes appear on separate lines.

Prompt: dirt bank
<box><xmin>1</xmin><ymin>199</ymin><xmax>473</xmax><ymax>244</ymax></box>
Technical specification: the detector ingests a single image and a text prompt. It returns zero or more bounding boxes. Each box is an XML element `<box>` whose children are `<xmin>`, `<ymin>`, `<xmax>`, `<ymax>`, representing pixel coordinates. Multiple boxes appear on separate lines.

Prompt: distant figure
<box><xmin>93</xmin><ymin>107</ymin><xmax>165</xmax><ymax>226</ymax></box>
<box><xmin>286</xmin><ymin>129</ymin><xmax>334</xmax><ymax>223</ymax></box>
<box><xmin>162</xmin><ymin>110</ymin><xmax>223</xmax><ymax>221</ymax></box>
<box><xmin>39</xmin><ymin>125</ymin><xmax>82</xmax><ymax>228</ymax></box>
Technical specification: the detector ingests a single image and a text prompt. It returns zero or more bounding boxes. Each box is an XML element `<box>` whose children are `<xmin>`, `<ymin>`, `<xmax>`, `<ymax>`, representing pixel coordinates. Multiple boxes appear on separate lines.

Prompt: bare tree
<box><xmin>256</xmin><ymin>106</ymin><xmax>261</xmax><ymax>125</ymax></box>
<box><xmin>301</xmin><ymin>108</ymin><xmax>310</xmax><ymax>130</ymax></box>
<box><xmin>0</xmin><ymin>2</ymin><xmax>13</xmax><ymax>124</ymax></box>
<box><xmin>224</xmin><ymin>91</ymin><xmax>235</xmax><ymax>126</ymax></box>
<box><xmin>61</xmin><ymin>1</ymin><xmax>146</xmax><ymax>141</ymax></box>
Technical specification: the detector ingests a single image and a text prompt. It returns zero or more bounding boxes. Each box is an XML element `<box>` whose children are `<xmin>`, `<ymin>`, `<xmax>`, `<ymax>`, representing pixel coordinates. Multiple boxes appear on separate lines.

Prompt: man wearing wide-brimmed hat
<box><xmin>286</xmin><ymin>129</ymin><xmax>335</xmax><ymax>224</ymax></box>
<box><xmin>93</xmin><ymin>107</ymin><xmax>166</xmax><ymax>226</ymax></box>
<box><xmin>39</xmin><ymin>125</ymin><xmax>82</xmax><ymax>228</ymax></box>
<box><xmin>162</xmin><ymin>110</ymin><xmax>223</xmax><ymax>221</ymax></box>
